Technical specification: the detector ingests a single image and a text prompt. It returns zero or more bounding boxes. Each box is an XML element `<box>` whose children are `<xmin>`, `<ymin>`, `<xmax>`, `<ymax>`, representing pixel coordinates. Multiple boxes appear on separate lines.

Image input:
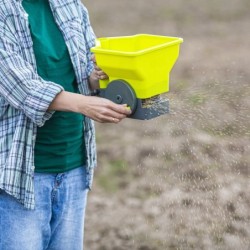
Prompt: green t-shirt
<box><xmin>22</xmin><ymin>0</ymin><xmax>86</xmax><ymax>172</ymax></box>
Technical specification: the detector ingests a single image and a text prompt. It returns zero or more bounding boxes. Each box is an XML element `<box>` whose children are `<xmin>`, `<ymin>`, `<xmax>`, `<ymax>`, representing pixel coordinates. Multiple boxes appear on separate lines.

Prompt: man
<box><xmin>0</xmin><ymin>0</ymin><xmax>131</xmax><ymax>249</ymax></box>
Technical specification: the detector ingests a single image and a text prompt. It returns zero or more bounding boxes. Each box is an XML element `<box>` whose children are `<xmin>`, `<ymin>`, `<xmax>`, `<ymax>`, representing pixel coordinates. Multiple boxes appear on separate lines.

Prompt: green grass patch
<box><xmin>96</xmin><ymin>160</ymin><xmax>131</xmax><ymax>193</ymax></box>
<box><xmin>189</xmin><ymin>94</ymin><xmax>206</xmax><ymax>106</ymax></box>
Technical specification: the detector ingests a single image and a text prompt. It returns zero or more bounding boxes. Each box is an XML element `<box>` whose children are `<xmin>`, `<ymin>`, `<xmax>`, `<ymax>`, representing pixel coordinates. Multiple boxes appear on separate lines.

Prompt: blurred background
<box><xmin>83</xmin><ymin>0</ymin><xmax>250</xmax><ymax>249</ymax></box>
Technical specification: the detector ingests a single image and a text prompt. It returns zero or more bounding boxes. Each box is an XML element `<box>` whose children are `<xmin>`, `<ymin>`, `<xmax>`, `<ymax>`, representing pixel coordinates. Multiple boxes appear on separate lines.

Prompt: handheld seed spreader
<box><xmin>91</xmin><ymin>34</ymin><xmax>183</xmax><ymax>120</ymax></box>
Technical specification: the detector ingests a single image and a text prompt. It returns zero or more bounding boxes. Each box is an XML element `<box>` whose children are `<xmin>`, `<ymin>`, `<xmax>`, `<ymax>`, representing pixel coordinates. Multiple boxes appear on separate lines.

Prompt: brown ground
<box><xmin>83</xmin><ymin>0</ymin><xmax>250</xmax><ymax>249</ymax></box>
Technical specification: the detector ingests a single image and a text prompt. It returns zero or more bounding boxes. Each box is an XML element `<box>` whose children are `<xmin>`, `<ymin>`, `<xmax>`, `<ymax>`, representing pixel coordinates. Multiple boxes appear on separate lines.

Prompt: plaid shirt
<box><xmin>0</xmin><ymin>0</ymin><xmax>97</xmax><ymax>209</ymax></box>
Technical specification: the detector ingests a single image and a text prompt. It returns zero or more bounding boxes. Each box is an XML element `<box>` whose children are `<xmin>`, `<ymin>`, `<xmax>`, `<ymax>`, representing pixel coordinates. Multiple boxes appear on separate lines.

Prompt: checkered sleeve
<box><xmin>80</xmin><ymin>3</ymin><xmax>96</xmax><ymax>77</ymax></box>
<box><xmin>0</xmin><ymin>33</ymin><xmax>64</xmax><ymax>127</ymax></box>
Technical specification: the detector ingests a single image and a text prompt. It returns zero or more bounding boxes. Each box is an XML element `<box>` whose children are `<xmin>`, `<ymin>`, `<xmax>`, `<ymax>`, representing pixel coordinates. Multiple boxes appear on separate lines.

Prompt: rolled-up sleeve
<box><xmin>0</xmin><ymin>34</ymin><xmax>63</xmax><ymax>127</ymax></box>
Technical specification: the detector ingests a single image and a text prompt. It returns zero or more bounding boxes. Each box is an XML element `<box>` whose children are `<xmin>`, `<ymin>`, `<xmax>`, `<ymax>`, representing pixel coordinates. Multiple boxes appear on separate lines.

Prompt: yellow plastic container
<box><xmin>91</xmin><ymin>34</ymin><xmax>183</xmax><ymax>99</ymax></box>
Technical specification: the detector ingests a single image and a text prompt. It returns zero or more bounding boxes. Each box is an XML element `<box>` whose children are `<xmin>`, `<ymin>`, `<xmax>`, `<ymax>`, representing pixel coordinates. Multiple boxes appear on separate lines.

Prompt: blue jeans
<box><xmin>0</xmin><ymin>166</ymin><xmax>89</xmax><ymax>250</ymax></box>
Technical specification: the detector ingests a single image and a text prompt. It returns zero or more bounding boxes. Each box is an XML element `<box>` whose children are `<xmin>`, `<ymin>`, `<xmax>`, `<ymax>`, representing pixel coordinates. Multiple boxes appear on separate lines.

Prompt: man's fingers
<box><xmin>91</xmin><ymin>54</ymin><xmax>96</xmax><ymax>64</ymax></box>
<box><xmin>110</xmin><ymin>103</ymin><xmax>132</xmax><ymax>116</ymax></box>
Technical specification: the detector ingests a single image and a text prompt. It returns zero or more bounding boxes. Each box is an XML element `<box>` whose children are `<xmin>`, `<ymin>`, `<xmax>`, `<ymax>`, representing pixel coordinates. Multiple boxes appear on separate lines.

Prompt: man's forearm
<box><xmin>48</xmin><ymin>91</ymin><xmax>82</xmax><ymax>113</ymax></box>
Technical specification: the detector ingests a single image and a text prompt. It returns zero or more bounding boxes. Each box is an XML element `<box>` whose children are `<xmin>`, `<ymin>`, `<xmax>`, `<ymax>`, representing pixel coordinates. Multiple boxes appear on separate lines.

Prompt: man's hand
<box><xmin>88</xmin><ymin>55</ymin><xmax>109</xmax><ymax>90</ymax></box>
<box><xmin>77</xmin><ymin>95</ymin><xmax>131</xmax><ymax>123</ymax></box>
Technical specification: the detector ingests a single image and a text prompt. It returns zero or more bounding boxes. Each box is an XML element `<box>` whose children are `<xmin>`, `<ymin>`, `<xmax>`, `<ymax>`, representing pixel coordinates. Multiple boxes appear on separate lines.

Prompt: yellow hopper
<box><xmin>91</xmin><ymin>34</ymin><xmax>183</xmax><ymax>120</ymax></box>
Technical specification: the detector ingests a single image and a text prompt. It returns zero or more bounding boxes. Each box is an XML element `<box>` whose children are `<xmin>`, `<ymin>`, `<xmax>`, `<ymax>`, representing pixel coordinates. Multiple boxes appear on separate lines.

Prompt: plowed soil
<box><xmin>84</xmin><ymin>0</ymin><xmax>250</xmax><ymax>249</ymax></box>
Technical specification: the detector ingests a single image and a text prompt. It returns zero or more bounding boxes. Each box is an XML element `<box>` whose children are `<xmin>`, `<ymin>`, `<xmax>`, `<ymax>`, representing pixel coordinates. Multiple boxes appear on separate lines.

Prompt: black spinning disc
<box><xmin>105</xmin><ymin>80</ymin><xmax>137</xmax><ymax>114</ymax></box>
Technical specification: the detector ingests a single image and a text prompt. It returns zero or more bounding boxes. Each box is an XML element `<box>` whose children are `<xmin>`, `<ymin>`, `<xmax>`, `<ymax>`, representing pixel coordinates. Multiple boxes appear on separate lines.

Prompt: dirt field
<box><xmin>83</xmin><ymin>0</ymin><xmax>250</xmax><ymax>249</ymax></box>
